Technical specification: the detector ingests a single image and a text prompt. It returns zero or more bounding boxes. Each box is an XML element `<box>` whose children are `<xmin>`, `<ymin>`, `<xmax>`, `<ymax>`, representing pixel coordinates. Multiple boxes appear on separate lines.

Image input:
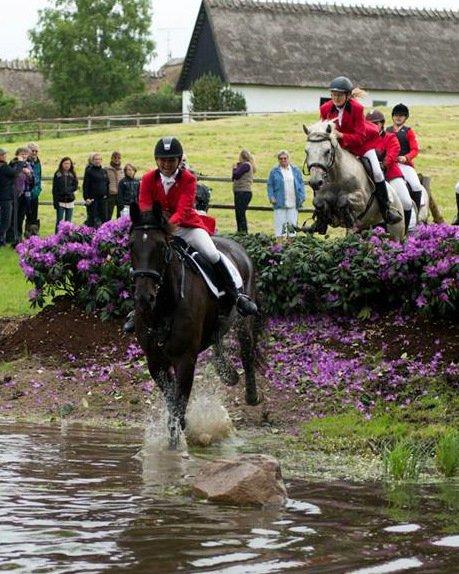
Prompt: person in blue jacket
<box><xmin>267</xmin><ymin>150</ymin><xmax>305</xmax><ymax>237</ymax></box>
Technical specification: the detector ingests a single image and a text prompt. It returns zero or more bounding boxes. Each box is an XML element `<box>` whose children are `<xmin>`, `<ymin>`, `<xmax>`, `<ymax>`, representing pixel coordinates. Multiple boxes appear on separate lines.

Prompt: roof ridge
<box><xmin>205</xmin><ymin>0</ymin><xmax>458</xmax><ymax>20</ymax></box>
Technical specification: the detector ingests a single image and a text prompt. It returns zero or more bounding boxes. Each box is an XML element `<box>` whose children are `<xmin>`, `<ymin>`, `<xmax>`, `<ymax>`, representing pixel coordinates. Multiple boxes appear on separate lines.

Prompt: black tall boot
<box><xmin>213</xmin><ymin>258</ymin><xmax>258</xmax><ymax>317</ymax></box>
<box><xmin>452</xmin><ymin>194</ymin><xmax>459</xmax><ymax>225</ymax></box>
<box><xmin>411</xmin><ymin>190</ymin><xmax>422</xmax><ymax>211</ymax></box>
<box><xmin>374</xmin><ymin>181</ymin><xmax>402</xmax><ymax>224</ymax></box>
<box><xmin>403</xmin><ymin>209</ymin><xmax>412</xmax><ymax>234</ymax></box>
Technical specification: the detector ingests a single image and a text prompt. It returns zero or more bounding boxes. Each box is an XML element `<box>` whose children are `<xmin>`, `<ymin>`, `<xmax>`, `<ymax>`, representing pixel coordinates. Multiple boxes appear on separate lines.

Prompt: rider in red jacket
<box><xmin>386</xmin><ymin>103</ymin><xmax>423</xmax><ymax>210</ymax></box>
<box><xmin>366</xmin><ymin>109</ymin><xmax>413</xmax><ymax>233</ymax></box>
<box><xmin>123</xmin><ymin>137</ymin><xmax>257</xmax><ymax>332</ymax></box>
<box><xmin>306</xmin><ymin>76</ymin><xmax>401</xmax><ymax>233</ymax></box>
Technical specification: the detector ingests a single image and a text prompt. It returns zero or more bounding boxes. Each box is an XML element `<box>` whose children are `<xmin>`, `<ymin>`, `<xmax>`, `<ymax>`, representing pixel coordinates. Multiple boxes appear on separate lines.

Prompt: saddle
<box><xmin>172</xmin><ymin>237</ymin><xmax>242</xmax><ymax>299</ymax></box>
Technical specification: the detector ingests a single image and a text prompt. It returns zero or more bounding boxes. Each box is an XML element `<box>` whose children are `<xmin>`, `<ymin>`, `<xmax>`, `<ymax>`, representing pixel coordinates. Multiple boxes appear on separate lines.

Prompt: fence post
<box><xmin>106</xmin><ymin>118</ymin><xmax>111</xmax><ymax>130</ymax></box>
<box><xmin>87</xmin><ymin>116</ymin><xmax>92</xmax><ymax>133</ymax></box>
<box><xmin>57</xmin><ymin>123</ymin><xmax>61</xmax><ymax>138</ymax></box>
<box><xmin>37</xmin><ymin>118</ymin><xmax>42</xmax><ymax>140</ymax></box>
<box><xmin>136</xmin><ymin>112</ymin><xmax>141</xmax><ymax>127</ymax></box>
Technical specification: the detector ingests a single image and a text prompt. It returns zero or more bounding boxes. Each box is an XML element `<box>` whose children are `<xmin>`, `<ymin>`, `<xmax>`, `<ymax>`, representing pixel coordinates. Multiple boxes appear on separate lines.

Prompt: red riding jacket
<box><xmin>139</xmin><ymin>167</ymin><xmax>214</xmax><ymax>233</ymax></box>
<box><xmin>373</xmin><ymin>130</ymin><xmax>404</xmax><ymax>181</ymax></box>
<box><xmin>386</xmin><ymin>125</ymin><xmax>419</xmax><ymax>167</ymax></box>
<box><xmin>320</xmin><ymin>98</ymin><xmax>380</xmax><ymax>157</ymax></box>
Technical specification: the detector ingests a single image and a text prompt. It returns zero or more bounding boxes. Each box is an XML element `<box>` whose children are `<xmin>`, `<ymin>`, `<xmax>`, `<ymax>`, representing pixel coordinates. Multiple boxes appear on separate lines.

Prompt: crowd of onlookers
<box><xmin>0</xmin><ymin>140</ymin><xmax>458</xmax><ymax>247</ymax></box>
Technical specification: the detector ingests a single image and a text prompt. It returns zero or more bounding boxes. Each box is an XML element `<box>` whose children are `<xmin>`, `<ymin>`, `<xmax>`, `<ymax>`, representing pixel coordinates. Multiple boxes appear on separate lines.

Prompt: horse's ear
<box><xmin>152</xmin><ymin>201</ymin><xmax>163</xmax><ymax>222</ymax></box>
<box><xmin>326</xmin><ymin>124</ymin><xmax>332</xmax><ymax>134</ymax></box>
<box><xmin>130</xmin><ymin>202</ymin><xmax>141</xmax><ymax>225</ymax></box>
<box><xmin>303</xmin><ymin>124</ymin><xmax>309</xmax><ymax>135</ymax></box>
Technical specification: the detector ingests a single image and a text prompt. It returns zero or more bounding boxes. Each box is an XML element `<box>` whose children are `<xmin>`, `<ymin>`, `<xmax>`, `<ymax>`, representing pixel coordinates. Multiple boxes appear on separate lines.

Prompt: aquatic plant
<box><xmin>383</xmin><ymin>439</ymin><xmax>424</xmax><ymax>481</ymax></box>
<box><xmin>435</xmin><ymin>431</ymin><xmax>459</xmax><ymax>478</ymax></box>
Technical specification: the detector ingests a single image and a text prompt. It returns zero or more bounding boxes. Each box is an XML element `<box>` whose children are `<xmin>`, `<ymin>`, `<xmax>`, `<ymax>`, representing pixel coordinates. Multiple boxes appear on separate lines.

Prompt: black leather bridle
<box><xmin>303</xmin><ymin>133</ymin><xmax>337</xmax><ymax>176</ymax></box>
<box><xmin>130</xmin><ymin>224</ymin><xmax>173</xmax><ymax>285</ymax></box>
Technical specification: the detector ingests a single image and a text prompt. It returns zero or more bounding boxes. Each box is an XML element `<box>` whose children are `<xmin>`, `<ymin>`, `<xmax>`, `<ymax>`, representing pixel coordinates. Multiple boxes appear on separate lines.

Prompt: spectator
<box><xmin>52</xmin><ymin>157</ymin><xmax>78</xmax><ymax>233</ymax></box>
<box><xmin>26</xmin><ymin>142</ymin><xmax>42</xmax><ymax>232</ymax></box>
<box><xmin>8</xmin><ymin>147</ymin><xmax>34</xmax><ymax>245</ymax></box>
<box><xmin>83</xmin><ymin>152</ymin><xmax>109</xmax><ymax>228</ymax></box>
<box><xmin>232</xmin><ymin>149</ymin><xmax>256</xmax><ymax>234</ymax></box>
<box><xmin>0</xmin><ymin>148</ymin><xmax>16</xmax><ymax>247</ymax></box>
<box><xmin>106</xmin><ymin>151</ymin><xmax>123</xmax><ymax>219</ymax></box>
<box><xmin>117</xmin><ymin>163</ymin><xmax>140</xmax><ymax>217</ymax></box>
<box><xmin>267</xmin><ymin>150</ymin><xmax>305</xmax><ymax>238</ymax></box>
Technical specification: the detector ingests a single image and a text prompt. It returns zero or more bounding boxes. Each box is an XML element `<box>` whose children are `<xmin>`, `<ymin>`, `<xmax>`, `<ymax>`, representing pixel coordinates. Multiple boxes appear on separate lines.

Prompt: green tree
<box><xmin>29</xmin><ymin>0</ymin><xmax>154</xmax><ymax>114</ymax></box>
<box><xmin>190</xmin><ymin>73</ymin><xmax>246</xmax><ymax>113</ymax></box>
<box><xmin>0</xmin><ymin>88</ymin><xmax>16</xmax><ymax>119</ymax></box>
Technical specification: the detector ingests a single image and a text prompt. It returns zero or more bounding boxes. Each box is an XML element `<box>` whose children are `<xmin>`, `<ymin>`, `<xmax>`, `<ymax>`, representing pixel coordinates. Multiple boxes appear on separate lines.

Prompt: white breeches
<box><xmin>398</xmin><ymin>163</ymin><xmax>423</xmax><ymax>192</ymax></box>
<box><xmin>363</xmin><ymin>149</ymin><xmax>384</xmax><ymax>183</ymax></box>
<box><xmin>274</xmin><ymin>208</ymin><xmax>298</xmax><ymax>237</ymax></box>
<box><xmin>174</xmin><ymin>227</ymin><xmax>220</xmax><ymax>263</ymax></box>
<box><xmin>389</xmin><ymin>177</ymin><xmax>412</xmax><ymax>210</ymax></box>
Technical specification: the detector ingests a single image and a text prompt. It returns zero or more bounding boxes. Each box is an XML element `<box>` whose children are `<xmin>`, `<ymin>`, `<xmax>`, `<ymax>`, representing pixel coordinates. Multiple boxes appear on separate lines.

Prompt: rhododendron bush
<box><xmin>17</xmin><ymin>220</ymin><xmax>458</xmax><ymax>319</ymax></box>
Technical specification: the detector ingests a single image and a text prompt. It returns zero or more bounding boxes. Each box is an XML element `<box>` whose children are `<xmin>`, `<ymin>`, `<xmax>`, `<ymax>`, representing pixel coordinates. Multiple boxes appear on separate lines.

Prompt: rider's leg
<box><xmin>364</xmin><ymin>149</ymin><xmax>402</xmax><ymax>224</ymax></box>
<box><xmin>390</xmin><ymin>177</ymin><xmax>412</xmax><ymax>234</ymax></box>
<box><xmin>177</xmin><ymin>227</ymin><xmax>258</xmax><ymax>316</ymax></box>
<box><xmin>398</xmin><ymin>163</ymin><xmax>422</xmax><ymax>210</ymax></box>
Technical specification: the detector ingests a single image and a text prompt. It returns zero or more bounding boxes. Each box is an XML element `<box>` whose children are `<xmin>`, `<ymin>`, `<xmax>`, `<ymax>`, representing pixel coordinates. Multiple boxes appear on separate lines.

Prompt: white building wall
<box><xmin>181</xmin><ymin>86</ymin><xmax>459</xmax><ymax>119</ymax></box>
<box><xmin>231</xmin><ymin>85</ymin><xmax>459</xmax><ymax>113</ymax></box>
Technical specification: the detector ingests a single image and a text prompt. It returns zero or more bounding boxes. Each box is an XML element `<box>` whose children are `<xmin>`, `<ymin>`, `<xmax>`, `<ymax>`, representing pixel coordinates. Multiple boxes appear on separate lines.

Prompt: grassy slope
<box><xmin>1</xmin><ymin>106</ymin><xmax>458</xmax><ymax>316</ymax></box>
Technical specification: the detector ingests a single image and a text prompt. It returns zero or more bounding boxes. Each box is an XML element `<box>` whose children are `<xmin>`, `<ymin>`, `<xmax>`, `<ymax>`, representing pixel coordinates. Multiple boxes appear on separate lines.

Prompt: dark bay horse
<box><xmin>129</xmin><ymin>202</ymin><xmax>260</xmax><ymax>447</ymax></box>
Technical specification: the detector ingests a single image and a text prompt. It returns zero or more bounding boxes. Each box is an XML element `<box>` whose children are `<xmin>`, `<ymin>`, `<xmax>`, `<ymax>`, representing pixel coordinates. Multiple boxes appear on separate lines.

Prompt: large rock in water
<box><xmin>191</xmin><ymin>454</ymin><xmax>287</xmax><ymax>506</ymax></box>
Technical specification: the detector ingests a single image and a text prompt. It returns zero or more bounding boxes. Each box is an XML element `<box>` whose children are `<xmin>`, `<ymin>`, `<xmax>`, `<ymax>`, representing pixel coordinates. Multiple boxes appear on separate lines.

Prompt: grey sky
<box><xmin>0</xmin><ymin>0</ymin><xmax>457</xmax><ymax>70</ymax></box>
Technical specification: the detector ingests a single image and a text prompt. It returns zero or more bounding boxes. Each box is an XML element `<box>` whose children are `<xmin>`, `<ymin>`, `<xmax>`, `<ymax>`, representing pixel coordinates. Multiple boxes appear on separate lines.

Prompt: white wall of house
<box><xmin>181</xmin><ymin>86</ymin><xmax>459</xmax><ymax>119</ymax></box>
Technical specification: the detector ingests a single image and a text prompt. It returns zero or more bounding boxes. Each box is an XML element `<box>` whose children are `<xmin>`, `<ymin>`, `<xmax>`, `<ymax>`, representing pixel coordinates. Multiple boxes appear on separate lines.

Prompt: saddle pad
<box><xmin>173</xmin><ymin>239</ymin><xmax>243</xmax><ymax>299</ymax></box>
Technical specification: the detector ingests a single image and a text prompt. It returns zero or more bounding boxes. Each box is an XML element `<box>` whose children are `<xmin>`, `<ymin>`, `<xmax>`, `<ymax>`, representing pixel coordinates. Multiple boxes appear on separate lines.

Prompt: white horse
<box><xmin>303</xmin><ymin>121</ymin><xmax>405</xmax><ymax>240</ymax></box>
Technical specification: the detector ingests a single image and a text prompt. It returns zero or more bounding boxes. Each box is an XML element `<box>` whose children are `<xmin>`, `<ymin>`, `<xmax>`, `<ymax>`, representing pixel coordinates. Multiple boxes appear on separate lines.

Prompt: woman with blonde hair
<box><xmin>232</xmin><ymin>148</ymin><xmax>256</xmax><ymax>233</ymax></box>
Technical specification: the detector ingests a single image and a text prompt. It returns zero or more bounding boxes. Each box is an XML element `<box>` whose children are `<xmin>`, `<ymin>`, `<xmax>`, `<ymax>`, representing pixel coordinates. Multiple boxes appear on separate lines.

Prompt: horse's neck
<box><xmin>330</xmin><ymin>147</ymin><xmax>365</xmax><ymax>187</ymax></box>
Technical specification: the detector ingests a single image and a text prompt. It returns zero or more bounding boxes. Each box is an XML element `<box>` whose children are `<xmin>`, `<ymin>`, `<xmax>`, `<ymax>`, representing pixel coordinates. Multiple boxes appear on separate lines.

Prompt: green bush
<box><xmin>190</xmin><ymin>73</ymin><xmax>246</xmax><ymax>112</ymax></box>
<box><xmin>110</xmin><ymin>84</ymin><xmax>182</xmax><ymax>116</ymax></box>
<box><xmin>0</xmin><ymin>88</ymin><xmax>17</xmax><ymax>119</ymax></box>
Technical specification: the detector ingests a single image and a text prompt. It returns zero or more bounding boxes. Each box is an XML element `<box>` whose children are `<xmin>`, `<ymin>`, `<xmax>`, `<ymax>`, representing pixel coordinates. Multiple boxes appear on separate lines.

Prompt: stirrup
<box><xmin>236</xmin><ymin>294</ymin><xmax>258</xmax><ymax>317</ymax></box>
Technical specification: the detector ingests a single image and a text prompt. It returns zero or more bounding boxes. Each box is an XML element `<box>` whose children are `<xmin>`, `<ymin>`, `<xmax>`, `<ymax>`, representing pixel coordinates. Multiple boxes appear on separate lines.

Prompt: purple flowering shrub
<box><xmin>17</xmin><ymin>218</ymin><xmax>133</xmax><ymax>320</ymax></box>
<box><xmin>235</xmin><ymin>224</ymin><xmax>458</xmax><ymax>317</ymax></box>
<box><xmin>18</xmin><ymin>221</ymin><xmax>458</xmax><ymax>319</ymax></box>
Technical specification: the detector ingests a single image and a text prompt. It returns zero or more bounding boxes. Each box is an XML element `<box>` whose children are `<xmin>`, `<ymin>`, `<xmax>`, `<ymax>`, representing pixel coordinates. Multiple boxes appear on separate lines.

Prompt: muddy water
<box><xmin>0</xmin><ymin>422</ymin><xmax>457</xmax><ymax>574</ymax></box>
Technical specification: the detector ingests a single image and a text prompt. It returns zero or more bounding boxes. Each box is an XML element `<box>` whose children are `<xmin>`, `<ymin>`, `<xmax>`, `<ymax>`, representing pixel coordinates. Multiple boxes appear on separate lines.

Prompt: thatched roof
<box><xmin>177</xmin><ymin>0</ymin><xmax>459</xmax><ymax>93</ymax></box>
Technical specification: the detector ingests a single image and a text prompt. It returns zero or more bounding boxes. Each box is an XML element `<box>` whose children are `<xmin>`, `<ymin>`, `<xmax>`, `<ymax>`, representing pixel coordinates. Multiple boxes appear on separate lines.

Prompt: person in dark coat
<box><xmin>52</xmin><ymin>157</ymin><xmax>79</xmax><ymax>232</ymax></box>
<box><xmin>232</xmin><ymin>149</ymin><xmax>256</xmax><ymax>234</ymax></box>
<box><xmin>26</xmin><ymin>142</ymin><xmax>42</xmax><ymax>231</ymax></box>
<box><xmin>0</xmin><ymin>148</ymin><xmax>17</xmax><ymax>246</ymax></box>
<box><xmin>8</xmin><ymin>147</ymin><xmax>35</xmax><ymax>245</ymax></box>
<box><xmin>117</xmin><ymin>163</ymin><xmax>140</xmax><ymax>217</ymax></box>
<box><xmin>82</xmin><ymin>152</ymin><xmax>109</xmax><ymax>227</ymax></box>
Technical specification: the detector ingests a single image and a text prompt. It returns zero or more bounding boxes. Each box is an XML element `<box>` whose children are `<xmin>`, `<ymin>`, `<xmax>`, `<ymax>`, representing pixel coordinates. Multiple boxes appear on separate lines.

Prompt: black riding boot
<box><xmin>411</xmin><ymin>190</ymin><xmax>422</xmax><ymax>211</ymax></box>
<box><xmin>213</xmin><ymin>258</ymin><xmax>258</xmax><ymax>317</ymax></box>
<box><xmin>403</xmin><ymin>210</ymin><xmax>412</xmax><ymax>234</ymax></box>
<box><xmin>123</xmin><ymin>310</ymin><xmax>135</xmax><ymax>333</ymax></box>
<box><xmin>374</xmin><ymin>181</ymin><xmax>402</xmax><ymax>224</ymax></box>
<box><xmin>452</xmin><ymin>193</ymin><xmax>459</xmax><ymax>225</ymax></box>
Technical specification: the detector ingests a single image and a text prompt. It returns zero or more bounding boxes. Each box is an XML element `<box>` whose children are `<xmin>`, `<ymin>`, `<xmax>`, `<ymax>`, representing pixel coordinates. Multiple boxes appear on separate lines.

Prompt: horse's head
<box><xmin>303</xmin><ymin>121</ymin><xmax>338</xmax><ymax>190</ymax></box>
<box><xmin>129</xmin><ymin>202</ymin><xmax>175</xmax><ymax>311</ymax></box>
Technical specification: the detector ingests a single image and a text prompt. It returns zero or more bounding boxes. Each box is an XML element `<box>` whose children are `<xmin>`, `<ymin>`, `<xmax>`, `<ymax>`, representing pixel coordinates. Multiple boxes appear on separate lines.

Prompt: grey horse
<box><xmin>303</xmin><ymin>121</ymin><xmax>405</xmax><ymax>240</ymax></box>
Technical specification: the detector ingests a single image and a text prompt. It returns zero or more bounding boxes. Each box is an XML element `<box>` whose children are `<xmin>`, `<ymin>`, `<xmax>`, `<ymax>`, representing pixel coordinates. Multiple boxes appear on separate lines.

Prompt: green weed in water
<box><xmin>435</xmin><ymin>431</ymin><xmax>459</xmax><ymax>478</ymax></box>
<box><xmin>383</xmin><ymin>439</ymin><xmax>423</xmax><ymax>481</ymax></box>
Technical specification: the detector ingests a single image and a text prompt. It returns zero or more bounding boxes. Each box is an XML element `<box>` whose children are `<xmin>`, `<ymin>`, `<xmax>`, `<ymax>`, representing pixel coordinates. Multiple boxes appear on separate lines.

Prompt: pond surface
<box><xmin>0</xmin><ymin>422</ymin><xmax>457</xmax><ymax>573</ymax></box>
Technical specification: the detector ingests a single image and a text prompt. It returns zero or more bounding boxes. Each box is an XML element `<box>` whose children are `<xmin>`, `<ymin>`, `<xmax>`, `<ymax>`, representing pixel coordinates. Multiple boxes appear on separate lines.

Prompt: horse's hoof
<box><xmin>245</xmin><ymin>390</ymin><xmax>262</xmax><ymax>406</ymax></box>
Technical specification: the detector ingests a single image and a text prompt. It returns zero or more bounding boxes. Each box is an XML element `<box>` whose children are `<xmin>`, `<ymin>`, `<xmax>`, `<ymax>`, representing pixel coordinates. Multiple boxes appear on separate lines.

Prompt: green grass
<box><xmin>1</xmin><ymin>106</ymin><xmax>458</xmax><ymax>317</ymax></box>
<box><xmin>436</xmin><ymin>431</ymin><xmax>459</xmax><ymax>477</ymax></box>
<box><xmin>383</xmin><ymin>439</ymin><xmax>424</xmax><ymax>481</ymax></box>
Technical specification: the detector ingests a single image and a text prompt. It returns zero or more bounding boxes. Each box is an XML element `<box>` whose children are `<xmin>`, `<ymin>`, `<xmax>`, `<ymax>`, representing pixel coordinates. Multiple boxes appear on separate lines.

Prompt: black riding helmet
<box><xmin>330</xmin><ymin>76</ymin><xmax>353</xmax><ymax>93</ymax></box>
<box><xmin>154</xmin><ymin>136</ymin><xmax>183</xmax><ymax>159</ymax></box>
<box><xmin>366</xmin><ymin>109</ymin><xmax>386</xmax><ymax>124</ymax></box>
<box><xmin>392</xmin><ymin>103</ymin><xmax>409</xmax><ymax>118</ymax></box>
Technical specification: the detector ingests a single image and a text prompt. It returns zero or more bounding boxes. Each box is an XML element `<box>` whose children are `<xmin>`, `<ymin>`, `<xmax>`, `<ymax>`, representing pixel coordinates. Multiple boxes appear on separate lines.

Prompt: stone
<box><xmin>191</xmin><ymin>454</ymin><xmax>287</xmax><ymax>507</ymax></box>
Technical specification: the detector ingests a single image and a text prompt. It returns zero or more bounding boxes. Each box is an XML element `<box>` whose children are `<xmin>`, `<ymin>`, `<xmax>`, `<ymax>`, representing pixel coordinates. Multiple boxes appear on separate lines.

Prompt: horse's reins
<box><xmin>303</xmin><ymin>132</ymin><xmax>337</xmax><ymax>176</ymax></box>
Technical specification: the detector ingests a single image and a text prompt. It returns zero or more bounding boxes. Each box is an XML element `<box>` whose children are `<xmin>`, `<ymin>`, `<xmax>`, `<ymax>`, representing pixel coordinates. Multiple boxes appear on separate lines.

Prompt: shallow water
<box><xmin>0</xmin><ymin>422</ymin><xmax>457</xmax><ymax>573</ymax></box>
